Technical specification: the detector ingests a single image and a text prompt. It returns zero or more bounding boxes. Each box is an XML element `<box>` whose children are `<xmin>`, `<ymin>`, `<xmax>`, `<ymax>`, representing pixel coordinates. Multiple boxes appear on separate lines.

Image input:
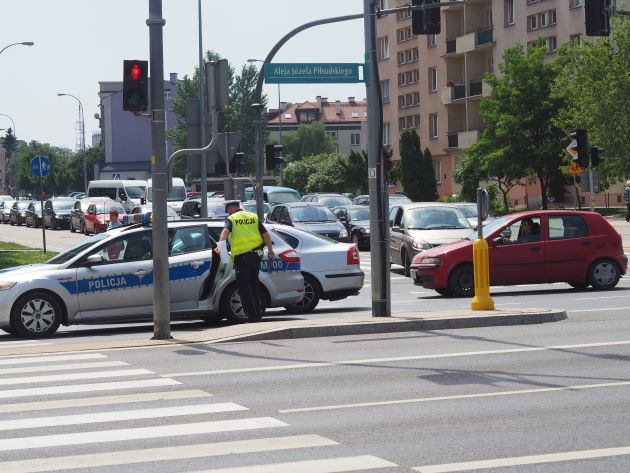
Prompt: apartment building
<box><xmin>377</xmin><ymin>0</ymin><xmax>589</xmax><ymax>205</ymax></box>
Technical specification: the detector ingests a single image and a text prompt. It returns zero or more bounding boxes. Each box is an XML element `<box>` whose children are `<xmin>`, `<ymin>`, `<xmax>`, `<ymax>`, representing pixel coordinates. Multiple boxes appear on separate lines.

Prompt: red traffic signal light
<box><xmin>123</xmin><ymin>60</ymin><xmax>148</xmax><ymax>112</ymax></box>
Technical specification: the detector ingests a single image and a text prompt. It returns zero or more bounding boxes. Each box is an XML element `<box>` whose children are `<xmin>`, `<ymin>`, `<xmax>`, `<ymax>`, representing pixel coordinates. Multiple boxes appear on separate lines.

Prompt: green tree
<box><xmin>281</xmin><ymin>121</ymin><xmax>336</xmax><ymax>161</ymax></box>
<box><xmin>345</xmin><ymin>149</ymin><xmax>368</xmax><ymax>195</ymax></box>
<box><xmin>67</xmin><ymin>145</ymin><xmax>105</xmax><ymax>190</ymax></box>
<box><xmin>477</xmin><ymin>42</ymin><xmax>566</xmax><ymax>209</ymax></box>
<box><xmin>15</xmin><ymin>141</ymin><xmax>74</xmax><ymax>195</ymax></box>
<box><xmin>421</xmin><ymin>147</ymin><xmax>438</xmax><ymax>201</ymax></box>
<box><xmin>305</xmin><ymin>153</ymin><xmax>349</xmax><ymax>193</ymax></box>
<box><xmin>398</xmin><ymin>130</ymin><xmax>423</xmax><ymax>201</ymax></box>
<box><xmin>555</xmin><ymin>17</ymin><xmax>630</xmax><ymax>182</ymax></box>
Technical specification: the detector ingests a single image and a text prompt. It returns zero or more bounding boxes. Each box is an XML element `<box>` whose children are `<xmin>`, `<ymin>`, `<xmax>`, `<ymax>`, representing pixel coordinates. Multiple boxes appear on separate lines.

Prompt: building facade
<box><xmin>376</xmin><ymin>0</ymin><xmax>616</xmax><ymax>206</ymax></box>
<box><xmin>267</xmin><ymin>96</ymin><xmax>368</xmax><ymax>157</ymax></box>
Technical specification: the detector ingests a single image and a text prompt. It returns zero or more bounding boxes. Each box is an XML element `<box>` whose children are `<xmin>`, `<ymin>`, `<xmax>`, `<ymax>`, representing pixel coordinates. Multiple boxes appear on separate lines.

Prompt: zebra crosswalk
<box><xmin>0</xmin><ymin>351</ymin><xmax>398</xmax><ymax>472</ymax></box>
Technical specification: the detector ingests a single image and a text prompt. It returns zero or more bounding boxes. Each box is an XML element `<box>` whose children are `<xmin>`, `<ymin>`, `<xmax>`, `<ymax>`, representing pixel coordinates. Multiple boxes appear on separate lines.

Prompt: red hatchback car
<box><xmin>83</xmin><ymin>202</ymin><xmax>126</xmax><ymax>235</ymax></box>
<box><xmin>411</xmin><ymin>211</ymin><xmax>627</xmax><ymax>297</ymax></box>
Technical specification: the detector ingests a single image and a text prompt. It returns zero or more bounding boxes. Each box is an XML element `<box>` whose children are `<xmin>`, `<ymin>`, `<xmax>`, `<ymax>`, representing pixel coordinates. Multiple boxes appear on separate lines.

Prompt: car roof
<box><xmin>276</xmin><ymin>202</ymin><xmax>328</xmax><ymax>208</ymax></box>
<box><xmin>393</xmin><ymin>202</ymin><xmax>461</xmax><ymax>209</ymax></box>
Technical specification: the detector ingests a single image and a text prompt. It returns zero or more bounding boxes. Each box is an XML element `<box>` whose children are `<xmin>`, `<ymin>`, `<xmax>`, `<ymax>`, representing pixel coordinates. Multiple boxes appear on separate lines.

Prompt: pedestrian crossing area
<box><xmin>0</xmin><ymin>351</ymin><xmax>399</xmax><ymax>472</ymax></box>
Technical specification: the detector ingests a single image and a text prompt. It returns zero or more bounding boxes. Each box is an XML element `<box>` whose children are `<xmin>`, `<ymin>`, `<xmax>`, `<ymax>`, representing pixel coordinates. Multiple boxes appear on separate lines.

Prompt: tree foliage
<box><xmin>281</xmin><ymin>121</ymin><xmax>336</xmax><ymax>161</ymax></box>
<box><xmin>421</xmin><ymin>147</ymin><xmax>438</xmax><ymax>201</ymax></box>
<box><xmin>15</xmin><ymin>142</ymin><xmax>74</xmax><ymax>195</ymax></box>
<box><xmin>554</xmin><ymin>17</ymin><xmax>630</xmax><ymax>182</ymax></box>
<box><xmin>398</xmin><ymin>130</ymin><xmax>424</xmax><ymax>201</ymax></box>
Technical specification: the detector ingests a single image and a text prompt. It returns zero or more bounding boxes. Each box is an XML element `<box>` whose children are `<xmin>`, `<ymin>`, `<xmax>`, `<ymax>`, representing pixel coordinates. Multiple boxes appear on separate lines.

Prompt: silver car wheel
<box><xmin>228</xmin><ymin>290</ymin><xmax>247</xmax><ymax>321</ymax></box>
<box><xmin>591</xmin><ymin>261</ymin><xmax>618</xmax><ymax>288</ymax></box>
<box><xmin>20</xmin><ymin>299</ymin><xmax>56</xmax><ymax>334</ymax></box>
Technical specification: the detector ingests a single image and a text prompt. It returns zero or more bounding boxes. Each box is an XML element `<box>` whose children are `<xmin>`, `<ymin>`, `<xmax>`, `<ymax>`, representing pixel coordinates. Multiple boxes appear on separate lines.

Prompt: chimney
<box><xmin>335</xmin><ymin>100</ymin><xmax>341</xmax><ymax>114</ymax></box>
<box><xmin>348</xmin><ymin>96</ymin><xmax>356</xmax><ymax>103</ymax></box>
<box><xmin>169</xmin><ymin>73</ymin><xmax>178</xmax><ymax>84</ymax></box>
<box><xmin>316</xmin><ymin>95</ymin><xmax>322</xmax><ymax>110</ymax></box>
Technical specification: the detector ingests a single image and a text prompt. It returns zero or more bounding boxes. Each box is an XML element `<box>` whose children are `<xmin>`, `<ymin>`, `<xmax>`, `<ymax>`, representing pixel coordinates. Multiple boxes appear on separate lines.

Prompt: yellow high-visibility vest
<box><xmin>227</xmin><ymin>211</ymin><xmax>263</xmax><ymax>256</ymax></box>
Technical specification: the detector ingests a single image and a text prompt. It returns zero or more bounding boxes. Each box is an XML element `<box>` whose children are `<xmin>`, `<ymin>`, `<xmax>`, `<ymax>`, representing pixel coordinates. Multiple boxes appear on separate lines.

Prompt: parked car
<box><xmin>70</xmin><ymin>198</ymin><xmax>116</xmax><ymax>234</ymax></box>
<box><xmin>146</xmin><ymin>177</ymin><xmax>187</xmax><ymax>215</ymax></box>
<box><xmin>25</xmin><ymin>202</ymin><xmax>44</xmax><ymax>227</ymax></box>
<box><xmin>332</xmin><ymin>205</ymin><xmax>371</xmax><ymax>250</ymax></box>
<box><xmin>242</xmin><ymin>200</ymin><xmax>271</xmax><ymax>218</ymax></box>
<box><xmin>0</xmin><ymin>200</ymin><xmax>16</xmax><ymax>224</ymax></box>
<box><xmin>353</xmin><ymin>193</ymin><xmax>412</xmax><ymax>206</ymax></box>
<box><xmin>451</xmin><ymin>202</ymin><xmax>494</xmax><ymax>228</ymax></box>
<box><xmin>0</xmin><ymin>195</ymin><xmax>13</xmax><ymax>202</ymax></box>
<box><xmin>87</xmin><ymin>179</ymin><xmax>147</xmax><ymax>214</ymax></box>
<box><xmin>83</xmin><ymin>201</ymin><xmax>127</xmax><ymax>235</ymax></box>
<box><xmin>266</xmin><ymin>202</ymin><xmax>349</xmax><ymax>242</ymax></box>
<box><xmin>244</xmin><ymin>186</ymin><xmax>300</xmax><ymax>206</ymax></box>
<box><xmin>269</xmin><ymin>224</ymin><xmax>364</xmax><ymax>313</ymax></box>
<box><xmin>300</xmin><ymin>193</ymin><xmax>352</xmax><ymax>209</ymax></box>
<box><xmin>389</xmin><ymin>203</ymin><xmax>472</xmax><ymax>276</ymax></box>
<box><xmin>0</xmin><ymin>220</ymin><xmax>303</xmax><ymax>337</ymax></box>
<box><xmin>410</xmin><ymin>211</ymin><xmax>628</xmax><ymax>297</ymax></box>
<box><xmin>129</xmin><ymin>204</ymin><xmax>178</xmax><ymax>221</ymax></box>
<box><xmin>43</xmin><ymin>198</ymin><xmax>76</xmax><ymax>230</ymax></box>
<box><xmin>180</xmin><ymin>198</ymin><xmax>228</xmax><ymax>219</ymax></box>
<box><xmin>9</xmin><ymin>201</ymin><xmax>31</xmax><ymax>226</ymax></box>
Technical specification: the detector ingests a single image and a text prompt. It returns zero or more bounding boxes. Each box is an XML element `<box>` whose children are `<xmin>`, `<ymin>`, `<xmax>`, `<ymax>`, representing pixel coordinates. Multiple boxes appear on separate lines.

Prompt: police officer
<box><xmin>219</xmin><ymin>200</ymin><xmax>274</xmax><ymax>323</ymax></box>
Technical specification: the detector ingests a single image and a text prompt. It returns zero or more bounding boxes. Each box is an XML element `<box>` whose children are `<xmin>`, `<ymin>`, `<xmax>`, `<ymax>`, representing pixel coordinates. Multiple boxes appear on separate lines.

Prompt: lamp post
<box><xmin>57</xmin><ymin>93</ymin><xmax>87</xmax><ymax>192</ymax></box>
<box><xmin>0</xmin><ymin>41</ymin><xmax>34</xmax><ymax>56</ymax></box>
<box><xmin>247</xmin><ymin>58</ymin><xmax>283</xmax><ymax>184</ymax></box>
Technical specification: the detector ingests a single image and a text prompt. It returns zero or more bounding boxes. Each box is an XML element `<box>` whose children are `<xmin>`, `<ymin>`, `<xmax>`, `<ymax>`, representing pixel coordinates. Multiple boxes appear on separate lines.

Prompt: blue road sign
<box><xmin>30</xmin><ymin>155</ymin><xmax>52</xmax><ymax>178</ymax></box>
<box><xmin>112</xmin><ymin>173</ymin><xmax>121</xmax><ymax>180</ymax></box>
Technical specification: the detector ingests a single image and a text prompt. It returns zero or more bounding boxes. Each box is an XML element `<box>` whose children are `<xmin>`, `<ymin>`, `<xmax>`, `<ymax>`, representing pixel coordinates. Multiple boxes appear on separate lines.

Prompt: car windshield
<box><xmin>47</xmin><ymin>233</ymin><xmax>109</xmax><ymax>264</ymax></box>
<box><xmin>406</xmin><ymin>207</ymin><xmax>470</xmax><ymax>230</ymax></box>
<box><xmin>207</xmin><ymin>202</ymin><xmax>228</xmax><ymax>217</ymax></box>
<box><xmin>243</xmin><ymin>202</ymin><xmax>271</xmax><ymax>214</ymax></box>
<box><xmin>291</xmin><ymin>206</ymin><xmax>337</xmax><ymax>223</ymax></box>
<box><xmin>148</xmin><ymin>186</ymin><xmax>186</xmax><ymax>202</ymax></box>
<box><xmin>456</xmin><ymin>205</ymin><xmax>477</xmax><ymax>218</ymax></box>
<box><xmin>125</xmin><ymin>186</ymin><xmax>146</xmax><ymax>198</ymax></box>
<box><xmin>390</xmin><ymin>195</ymin><xmax>411</xmax><ymax>202</ymax></box>
<box><xmin>94</xmin><ymin>203</ymin><xmax>126</xmax><ymax>214</ymax></box>
<box><xmin>349</xmin><ymin>207</ymin><xmax>370</xmax><ymax>221</ymax></box>
<box><xmin>17</xmin><ymin>202</ymin><xmax>31</xmax><ymax>210</ymax></box>
<box><xmin>52</xmin><ymin>201</ymin><xmax>75</xmax><ymax>210</ymax></box>
<box><xmin>320</xmin><ymin>196</ymin><xmax>352</xmax><ymax>207</ymax></box>
<box><xmin>470</xmin><ymin>215</ymin><xmax>512</xmax><ymax>239</ymax></box>
<box><xmin>268</xmin><ymin>192</ymin><xmax>300</xmax><ymax>205</ymax></box>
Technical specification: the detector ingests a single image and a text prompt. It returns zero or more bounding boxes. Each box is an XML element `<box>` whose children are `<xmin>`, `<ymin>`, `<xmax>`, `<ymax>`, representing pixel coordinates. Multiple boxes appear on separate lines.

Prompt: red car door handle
<box><xmin>531</xmin><ymin>246</ymin><xmax>541</xmax><ymax>251</ymax></box>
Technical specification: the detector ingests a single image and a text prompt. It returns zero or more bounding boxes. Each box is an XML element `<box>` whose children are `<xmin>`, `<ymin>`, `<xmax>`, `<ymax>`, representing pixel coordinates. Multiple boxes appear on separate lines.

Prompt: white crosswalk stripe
<box><xmin>0</xmin><ymin>351</ymin><xmax>397</xmax><ymax>472</ymax></box>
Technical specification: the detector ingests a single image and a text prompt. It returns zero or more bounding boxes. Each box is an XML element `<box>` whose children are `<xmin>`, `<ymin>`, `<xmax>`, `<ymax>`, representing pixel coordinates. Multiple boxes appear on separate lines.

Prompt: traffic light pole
<box><xmin>147</xmin><ymin>0</ymin><xmax>171</xmax><ymax>340</ymax></box>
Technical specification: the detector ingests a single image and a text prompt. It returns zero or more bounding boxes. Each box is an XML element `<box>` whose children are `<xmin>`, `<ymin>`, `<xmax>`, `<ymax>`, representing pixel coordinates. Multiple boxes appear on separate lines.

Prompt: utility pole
<box><xmin>197</xmin><ymin>0</ymin><xmax>208</xmax><ymax>217</ymax></box>
<box><xmin>147</xmin><ymin>0</ymin><xmax>171</xmax><ymax>339</ymax></box>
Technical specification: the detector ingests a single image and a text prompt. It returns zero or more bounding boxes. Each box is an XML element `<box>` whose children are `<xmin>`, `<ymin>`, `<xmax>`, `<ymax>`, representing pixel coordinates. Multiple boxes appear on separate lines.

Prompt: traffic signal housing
<box><xmin>584</xmin><ymin>0</ymin><xmax>610</xmax><ymax>37</ymax></box>
<box><xmin>229</xmin><ymin>152</ymin><xmax>245</xmax><ymax>175</ymax></box>
<box><xmin>412</xmin><ymin>0</ymin><xmax>441</xmax><ymax>35</ymax></box>
<box><xmin>590</xmin><ymin>147</ymin><xmax>605</xmax><ymax>167</ymax></box>
<box><xmin>571</xmin><ymin>129</ymin><xmax>589</xmax><ymax>168</ymax></box>
<box><xmin>265</xmin><ymin>144</ymin><xmax>276</xmax><ymax>171</ymax></box>
<box><xmin>123</xmin><ymin>60</ymin><xmax>148</xmax><ymax>112</ymax></box>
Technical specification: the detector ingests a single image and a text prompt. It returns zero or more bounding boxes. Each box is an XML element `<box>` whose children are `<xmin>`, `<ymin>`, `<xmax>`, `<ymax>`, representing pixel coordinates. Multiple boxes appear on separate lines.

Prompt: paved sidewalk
<box><xmin>606</xmin><ymin>215</ymin><xmax>630</xmax><ymax>252</ymax></box>
<box><xmin>0</xmin><ymin>308</ymin><xmax>566</xmax><ymax>356</ymax></box>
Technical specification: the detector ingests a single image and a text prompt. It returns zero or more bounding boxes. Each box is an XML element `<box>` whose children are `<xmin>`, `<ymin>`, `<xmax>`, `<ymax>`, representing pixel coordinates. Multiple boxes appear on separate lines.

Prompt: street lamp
<box><xmin>0</xmin><ymin>41</ymin><xmax>34</xmax><ymax>56</ymax></box>
<box><xmin>247</xmin><ymin>58</ymin><xmax>284</xmax><ymax>185</ymax></box>
<box><xmin>57</xmin><ymin>93</ymin><xmax>87</xmax><ymax>193</ymax></box>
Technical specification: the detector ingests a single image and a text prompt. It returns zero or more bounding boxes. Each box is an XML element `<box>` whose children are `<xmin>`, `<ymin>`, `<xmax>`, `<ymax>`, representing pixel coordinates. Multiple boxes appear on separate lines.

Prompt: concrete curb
<box><xmin>0</xmin><ymin>308</ymin><xmax>567</xmax><ymax>356</ymax></box>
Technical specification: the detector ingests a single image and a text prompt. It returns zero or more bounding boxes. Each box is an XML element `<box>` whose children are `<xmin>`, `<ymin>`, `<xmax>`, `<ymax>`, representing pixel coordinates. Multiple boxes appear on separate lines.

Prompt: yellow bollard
<box><xmin>471</xmin><ymin>236</ymin><xmax>494</xmax><ymax>310</ymax></box>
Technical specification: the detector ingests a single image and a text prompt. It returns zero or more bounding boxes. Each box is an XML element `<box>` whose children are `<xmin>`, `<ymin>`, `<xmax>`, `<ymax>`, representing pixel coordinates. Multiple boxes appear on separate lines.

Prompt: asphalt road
<box><xmin>0</xmin><ymin>307</ymin><xmax>629</xmax><ymax>472</ymax></box>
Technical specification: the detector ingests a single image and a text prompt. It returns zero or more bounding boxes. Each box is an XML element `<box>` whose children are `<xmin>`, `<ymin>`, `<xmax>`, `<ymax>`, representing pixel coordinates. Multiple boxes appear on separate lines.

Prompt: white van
<box><xmin>87</xmin><ymin>180</ymin><xmax>147</xmax><ymax>214</ymax></box>
<box><xmin>146</xmin><ymin>177</ymin><xmax>187</xmax><ymax>215</ymax></box>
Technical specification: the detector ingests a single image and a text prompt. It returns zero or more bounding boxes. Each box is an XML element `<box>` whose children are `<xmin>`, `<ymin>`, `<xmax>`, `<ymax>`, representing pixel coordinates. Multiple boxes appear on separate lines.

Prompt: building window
<box><xmin>413</xmin><ymin>114</ymin><xmax>420</xmax><ymax>128</ymax></box>
<box><xmin>429</xmin><ymin>67</ymin><xmax>437</xmax><ymax>92</ymax></box>
<box><xmin>383</xmin><ymin>122</ymin><xmax>391</xmax><ymax>145</ymax></box>
<box><xmin>427</xmin><ymin>34</ymin><xmax>437</xmax><ymax>47</ymax></box>
<box><xmin>546</xmin><ymin>36</ymin><xmax>557</xmax><ymax>52</ymax></box>
<box><xmin>397</xmin><ymin>48</ymin><xmax>418</xmax><ymax>65</ymax></box>
<box><xmin>398</xmin><ymin>69</ymin><xmax>419</xmax><ymax>87</ymax></box>
<box><xmin>399</xmin><ymin>117</ymin><xmax>407</xmax><ymax>130</ymax></box>
<box><xmin>528</xmin><ymin>15</ymin><xmax>537</xmax><ymax>31</ymax></box>
<box><xmin>397</xmin><ymin>26</ymin><xmax>414</xmax><ymax>43</ymax></box>
<box><xmin>398</xmin><ymin>9</ymin><xmax>411</xmax><ymax>20</ymax></box>
<box><xmin>569</xmin><ymin>34</ymin><xmax>582</xmax><ymax>46</ymax></box>
<box><xmin>570</xmin><ymin>0</ymin><xmax>582</xmax><ymax>8</ymax></box>
<box><xmin>433</xmin><ymin>160</ymin><xmax>442</xmax><ymax>183</ymax></box>
<box><xmin>377</xmin><ymin>36</ymin><xmax>389</xmax><ymax>60</ymax></box>
<box><xmin>504</xmin><ymin>0</ymin><xmax>515</xmax><ymax>25</ymax></box>
<box><xmin>381</xmin><ymin>79</ymin><xmax>390</xmax><ymax>103</ymax></box>
<box><xmin>429</xmin><ymin>113</ymin><xmax>438</xmax><ymax>139</ymax></box>
<box><xmin>350</xmin><ymin>133</ymin><xmax>361</xmax><ymax>146</ymax></box>
<box><xmin>326</xmin><ymin>131</ymin><xmax>338</xmax><ymax>140</ymax></box>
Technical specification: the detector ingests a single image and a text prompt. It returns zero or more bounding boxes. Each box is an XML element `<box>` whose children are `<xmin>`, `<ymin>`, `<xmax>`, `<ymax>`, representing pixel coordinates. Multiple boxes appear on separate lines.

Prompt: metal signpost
<box><xmin>30</xmin><ymin>155</ymin><xmax>51</xmax><ymax>254</ymax></box>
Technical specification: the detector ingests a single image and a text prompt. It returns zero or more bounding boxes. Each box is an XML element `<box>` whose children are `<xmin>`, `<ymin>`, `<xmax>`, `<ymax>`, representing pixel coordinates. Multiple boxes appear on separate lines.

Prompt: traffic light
<box><xmin>571</xmin><ymin>129</ymin><xmax>589</xmax><ymax>168</ymax></box>
<box><xmin>123</xmin><ymin>60</ymin><xmax>148</xmax><ymax>112</ymax></box>
<box><xmin>274</xmin><ymin>144</ymin><xmax>284</xmax><ymax>168</ymax></box>
<box><xmin>412</xmin><ymin>0</ymin><xmax>441</xmax><ymax>35</ymax></box>
<box><xmin>584</xmin><ymin>0</ymin><xmax>610</xmax><ymax>36</ymax></box>
<box><xmin>590</xmin><ymin>147</ymin><xmax>605</xmax><ymax>167</ymax></box>
<box><xmin>265</xmin><ymin>144</ymin><xmax>276</xmax><ymax>171</ymax></box>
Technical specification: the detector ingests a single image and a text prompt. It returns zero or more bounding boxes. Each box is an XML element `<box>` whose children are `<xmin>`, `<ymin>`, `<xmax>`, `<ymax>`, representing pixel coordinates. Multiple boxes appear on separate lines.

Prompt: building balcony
<box><xmin>476</xmin><ymin>27</ymin><xmax>493</xmax><ymax>47</ymax></box>
<box><xmin>443</xmin><ymin>79</ymin><xmax>492</xmax><ymax>104</ymax></box>
<box><xmin>445</xmin><ymin>27</ymin><xmax>494</xmax><ymax>57</ymax></box>
<box><xmin>447</xmin><ymin>131</ymin><xmax>459</xmax><ymax>149</ymax></box>
<box><xmin>458</xmin><ymin>129</ymin><xmax>480</xmax><ymax>148</ymax></box>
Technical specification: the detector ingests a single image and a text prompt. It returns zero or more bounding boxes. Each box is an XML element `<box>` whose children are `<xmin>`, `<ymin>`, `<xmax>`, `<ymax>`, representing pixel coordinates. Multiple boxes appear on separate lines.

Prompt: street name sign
<box><xmin>264</xmin><ymin>63</ymin><xmax>364</xmax><ymax>84</ymax></box>
<box><xmin>30</xmin><ymin>155</ymin><xmax>51</xmax><ymax>178</ymax></box>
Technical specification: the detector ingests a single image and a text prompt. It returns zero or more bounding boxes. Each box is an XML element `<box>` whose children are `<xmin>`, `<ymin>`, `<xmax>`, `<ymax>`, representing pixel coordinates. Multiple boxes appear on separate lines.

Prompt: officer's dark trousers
<box><xmin>234</xmin><ymin>251</ymin><xmax>262</xmax><ymax>322</ymax></box>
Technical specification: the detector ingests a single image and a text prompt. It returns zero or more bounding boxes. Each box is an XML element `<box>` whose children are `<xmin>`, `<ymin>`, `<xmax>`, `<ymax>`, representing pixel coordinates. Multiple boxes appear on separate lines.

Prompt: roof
<box><xmin>268</xmin><ymin>98</ymin><xmax>367</xmax><ymax>125</ymax></box>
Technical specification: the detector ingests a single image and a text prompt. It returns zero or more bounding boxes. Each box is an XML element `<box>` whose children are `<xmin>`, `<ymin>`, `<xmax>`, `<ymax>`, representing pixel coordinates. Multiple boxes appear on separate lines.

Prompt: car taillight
<box><xmin>347</xmin><ymin>244</ymin><xmax>360</xmax><ymax>265</ymax></box>
<box><xmin>278</xmin><ymin>249</ymin><xmax>300</xmax><ymax>263</ymax></box>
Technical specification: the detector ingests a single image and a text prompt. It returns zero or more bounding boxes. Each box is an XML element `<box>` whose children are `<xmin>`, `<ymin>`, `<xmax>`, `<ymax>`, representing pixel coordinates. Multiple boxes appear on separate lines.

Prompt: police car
<box><xmin>0</xmin><ymin>216</ymin><xmax>304</xmax><ymax>338</ymax></box>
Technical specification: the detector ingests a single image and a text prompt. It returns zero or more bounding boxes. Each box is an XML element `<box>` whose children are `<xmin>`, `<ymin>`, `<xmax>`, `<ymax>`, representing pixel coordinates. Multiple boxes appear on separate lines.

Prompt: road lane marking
<box><xmin>0</xmin><ymin>368</ymin><xmax>153</xmax><ymax>386</ymax></box>
<box><xmin>570</xmin><ymin>306</ymin><xmax>630</xmax><ymax>312</ymax></box>
<box><xmin>412</xmin><ymin>445</ymin><xmax>630</xmax><ymax>472</ymax></box>
<box><xmin>190</xmin><ymin>456</ymin><xmax>398</xmax><ymax>473</ymax></box>
<box><xmin>0</xmin><ymin>389</ymin><xmax>211</xmax><ymax>414</ymax></box>
<box><xmin>280</xmin><ymin>380</ymin><xmax>630</xmax><ymax>413</ymax></box>
<box><xmin>0</xmin><ymin>403</ymin><xmax>247</xmax><ymax>431</ymax></box>
<box><xmin>0</xmin><ymin>340</ymin><xmax>52</xmax><ymax>347</ymax></box>
<box><xmin>0</xmin><ymin>353</ymin><xmax>107</xmax><ymax>366</ymax></box>
<box><xmin>0</xmin><ymin>417</ymin><xmax>288</xmax><ymax>452</ymax></box>
<box><xmin>0</xmin><ymin>360</ymin><xmax>128</xmax><ymax>375</ymax></box>
<box><xmin>0</xmin><ymin>435</ymin><xmax>337</xmax><ymax>473</ymax></box>
<box><xmin>0</xmin><ymin>378</ymin><xmax>180</xmax><ymax>399</ymax></box>
<box><xmin>164</xmin><ymin>340</ymin><xmax>630</xmax><ymax>378</ymax></box>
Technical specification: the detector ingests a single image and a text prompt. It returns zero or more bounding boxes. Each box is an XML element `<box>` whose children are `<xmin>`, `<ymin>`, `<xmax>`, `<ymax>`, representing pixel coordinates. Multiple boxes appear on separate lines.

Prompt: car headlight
<box><xmin>339</xmin><ymin>228</ymin><xmax>349</xmax><ymax>238</ymax></box>
<box><xmin>360</xmin><ymin>227</ymin><xmax>370</xmax><ymax>234</ymax></box>
<box><xmin>0</xmin><ymin>282</ymin><xmax>16</xmax><ymax>291</ymax></box>
<box><xmin>421</xmin><ymin>257</ymin><xmax>441</xmax><ymax>265</ymax></box>
<box><xmin>412</xmin><ymin>239</ymin><xmax>431</xmax><ymax>250</ymax></box>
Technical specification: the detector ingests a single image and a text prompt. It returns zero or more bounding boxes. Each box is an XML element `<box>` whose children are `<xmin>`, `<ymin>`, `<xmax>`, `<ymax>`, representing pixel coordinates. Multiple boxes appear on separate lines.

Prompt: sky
<box><xmin>0</xmin><ymin>0</ymin><xmax>367</xmax><ymax>151</ymax></box>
